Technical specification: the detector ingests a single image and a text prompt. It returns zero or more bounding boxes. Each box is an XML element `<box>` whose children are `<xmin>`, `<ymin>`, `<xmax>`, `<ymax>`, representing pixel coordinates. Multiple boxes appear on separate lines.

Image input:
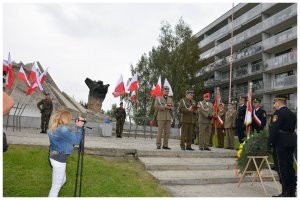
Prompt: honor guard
<box><xmin>37</xmin><ymin>93</ymin><xmax>53</xmax><ymax>133</ymax></box>
<box><xmin>236</xmin><ymin>96</ymin><xmax>247</xmax><ymax>144</ymax></box>
<box><xmin>269</xmin><ymin>95</ymin><xmax>297</xmax><ymax>197</ymax></box>
<box><xmin>252</xmin><ymin>99</ymin><xmax>266</xmax><ymax>133</ymax></box>
<box><xmin>154</xmin><ymin>86</ymin><xmax>174</xmax><ymax>150</ymax></box>
<box><xmin>115</xmin><ymin>102</ymin><xmax>126</xmax><ymax>138</ymax></box>
<box><xmin>224</xmin><ymin>102</ymin><xmax>237</xmax><ymax>150</ymax></box>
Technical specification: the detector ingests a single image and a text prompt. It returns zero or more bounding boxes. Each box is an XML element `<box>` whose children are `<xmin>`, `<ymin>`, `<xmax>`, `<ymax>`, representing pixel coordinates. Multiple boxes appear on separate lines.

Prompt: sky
<box><xmin>3</xmin><ymin>1</ymin><xmax>233</xmax><ymax>111</ymax></box>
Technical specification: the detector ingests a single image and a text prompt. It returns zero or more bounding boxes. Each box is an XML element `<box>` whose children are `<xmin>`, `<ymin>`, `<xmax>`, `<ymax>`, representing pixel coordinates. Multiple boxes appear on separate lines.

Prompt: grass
<box><xmin>3</xmin><ymin>145</ymin><xmax>171</xmax><ymax>197</ymax></box>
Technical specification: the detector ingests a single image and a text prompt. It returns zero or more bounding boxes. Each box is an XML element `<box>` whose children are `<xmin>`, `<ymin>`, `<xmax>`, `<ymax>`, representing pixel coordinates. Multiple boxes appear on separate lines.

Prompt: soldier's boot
<box><xmin>273</xmin><ymin>186</ymin><xmax>290</xmax><ymax>197</ymax></box>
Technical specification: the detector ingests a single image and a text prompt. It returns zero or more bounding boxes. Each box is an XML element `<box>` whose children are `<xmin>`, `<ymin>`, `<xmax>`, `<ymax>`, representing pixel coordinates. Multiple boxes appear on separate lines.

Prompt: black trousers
<box><xmin>236</xmin><ymin>121</ymin><xmax>245</xmax><ymax>143</ymax></box>
<box><xmin>275</xmin><ymin>146</ymin><xmax>296</xmax><ymax>188</ymax></box>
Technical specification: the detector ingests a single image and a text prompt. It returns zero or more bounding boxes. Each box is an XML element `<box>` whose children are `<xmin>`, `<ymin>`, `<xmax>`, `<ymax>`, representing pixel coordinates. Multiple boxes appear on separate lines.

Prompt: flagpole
<box><xmin>246</xmin><ymin>82</ymin><xmax>253</xmax><ymax>139</ymax></box>
<box><xmin>228</xmin><ymin>3</ymin><xmax>234</xmax><ymax>103</ymax></box>
<box><xmin>214</xmin><ymin>87</ymin><xmax>220</xmax><ymax>147</ymax></box>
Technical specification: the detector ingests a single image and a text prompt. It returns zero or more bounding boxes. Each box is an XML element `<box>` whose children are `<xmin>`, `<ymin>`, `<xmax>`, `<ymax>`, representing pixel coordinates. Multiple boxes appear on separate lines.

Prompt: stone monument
<box><xmin>85</xmin><ymin>78</ymin><xmax>110</xmax><ymax>113</ymax></box>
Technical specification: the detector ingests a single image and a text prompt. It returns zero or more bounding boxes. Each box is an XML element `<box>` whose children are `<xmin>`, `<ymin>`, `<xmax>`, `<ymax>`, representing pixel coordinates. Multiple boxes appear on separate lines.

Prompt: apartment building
<box><xmin>195</xmin><ymin>3</ymin><xmax>297</xmax><ymax>114</ymax></box>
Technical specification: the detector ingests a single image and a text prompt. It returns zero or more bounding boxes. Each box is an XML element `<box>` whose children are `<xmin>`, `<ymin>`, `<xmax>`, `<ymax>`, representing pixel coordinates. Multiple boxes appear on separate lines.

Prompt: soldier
<box><xmin>198</xmin><ymin>92</ymin><xmax>214</xmax><ymax>151</ymax></box>
<box><xmin>115</xmin><ymin>102</ymin><xmax>126</xmax><ymax>138</ymax></box>
<box><xmin>269</xmin><ymin>95</ymin><xmax>297</xmax><ymax>197</ymax></box>
<box><xmin>37</xmin><ymin>93</ymin><xmax>53</xmax><ymax>133</ymax></box>
<box><xmin>224</xmin><ymin>102</ymin><xmax>237</xmax><ymax>150</ymax></box>
<box><xmin>216</xmin><ymin>103</ymin><xmax>226</xmax><ymax>148</ymax></box>
<box><xmin>179</xmin><ymin>89</ymin><xmax>197</xmax><ymax>151</ymax></box>
<box><xmin>236</xmin><ymin>96</ymin><xmax>247</xmax><ymax>144</ymax></box>
<box><xmin>154</xmin><ymin>86</ymin><xmax>174</xmax><ymax>150</ymax></box>
<box><xmin>252</xmin><ymin>98</ymin><xmax>266</xmax><ymax>133</ymax></box>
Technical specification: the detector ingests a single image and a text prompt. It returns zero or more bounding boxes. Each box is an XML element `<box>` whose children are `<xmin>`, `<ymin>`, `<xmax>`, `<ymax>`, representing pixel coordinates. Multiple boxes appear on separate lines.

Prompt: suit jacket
<box><xmin>197</xmin><ymin>100</ymin><xmax>214</xmax><ymax>124</ymax></box>
<box><xmin>236</xmin><ymin>104</ymin><xmax>246</xmax><ymax>125</ymax></box>
<box><xmin>154</xmin><ymin>96</ymin><xmax>174</xmax><ymax>121</ymax></box>
<box><xmin>252</xmin><ymin>107</ymin><xmax>266</xmax><ymax>132</ymax></box>
<box><xmin>224</xmin><ymin>109</ymin><xmax>237</xmax><ymax>129</ymax></box>
<box><xmin>179</xmin><ymin>97</ymin><xmax>197</xmax><ymax>123</ymax></box>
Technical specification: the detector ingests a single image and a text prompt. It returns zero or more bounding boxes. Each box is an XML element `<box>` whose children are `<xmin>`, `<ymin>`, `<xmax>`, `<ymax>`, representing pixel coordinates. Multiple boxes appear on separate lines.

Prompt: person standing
<box><xmin>37</xmin><ymin>93</ymin><xmax>53</xmax><ymax>133</ymax></box>
<box><xmin>216</xmin><ymin>103</ymin><xmax>226</xmax><ymax>148</ymax></box>
<box><xmin>224</xmin><ymin>102</ymin><xmax>237</xmax><ymax>150</ymax></box>
<box><xmin>48</xmin><ymin>110</ymin><xmax>84</xmax><ymax>197</ymax></box>
<box><xmin>198</xmin><ymin>92</ymin><xmax>214</xmax><ymax>151</ymax></box>
<box><xmin>236</xmin><ymin>96</ymin><xmax>247</xmax><ymax>144</ymax></box>
<box><xmin>115</xmin><ymin>102</ymin><xmax>126</xmax><ymax>138</ymax></box>
<box><xmin>154</xmin><ymin>86</ymin><xmax>173</xmax><ymax>149</ymax></box>
<box><xmin>269</xmin><ymin>95</ymin><xmax>297</xmax><ymax>197</ymax></box>
<box><xmin>179</xmin><ymin>89</ymin><xmax>197</xmax><ymax>151</ymax></box>
<box><xmin>252</xmin><ymin>99</ymin><xmax>266</xmax><ymax>133</ymax></box>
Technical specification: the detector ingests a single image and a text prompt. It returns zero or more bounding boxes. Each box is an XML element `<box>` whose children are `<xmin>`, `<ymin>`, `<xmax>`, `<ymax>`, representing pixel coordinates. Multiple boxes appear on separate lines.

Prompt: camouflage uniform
<box><xmin>115</xmin><ymin>106</ymin><xmax>126</xmax><ymax>138</ymax></box>
<box><xmin>37</xmin><ymin>98</ymin><xmax>53</xmax><ymax>133</ymax></box>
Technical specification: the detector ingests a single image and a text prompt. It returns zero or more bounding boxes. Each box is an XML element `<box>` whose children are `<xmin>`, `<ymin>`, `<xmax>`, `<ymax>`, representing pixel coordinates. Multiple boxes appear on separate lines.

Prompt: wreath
<box><xmin>237</xmin><ymin>129</ymin><xmax>269</xmax><ymax>174</ymax></box>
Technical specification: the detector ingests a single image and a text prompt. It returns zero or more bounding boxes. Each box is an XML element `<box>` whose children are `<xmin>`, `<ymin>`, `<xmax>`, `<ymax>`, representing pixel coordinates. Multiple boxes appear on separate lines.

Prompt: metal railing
<box><xmin>273</xmin><ymin>75</ymin><xmax>297</xmax><ymax>89</ymax></box>
<box><xmin>263</xmin><ymin>26</ymin><xmax>297</xmax><ymax>50</ymax></box>
<box><xmin>264</xmin><ymin>51</ymin><xmax>297</xmax><ymax>71</ymax></box>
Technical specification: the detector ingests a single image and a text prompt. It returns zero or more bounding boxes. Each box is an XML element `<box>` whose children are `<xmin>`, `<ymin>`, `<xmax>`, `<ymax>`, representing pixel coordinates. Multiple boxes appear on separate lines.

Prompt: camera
<box><xmin>75</xmin><ymin>118</ymin><xmax>87</xmax><ymax>124</ymax></box>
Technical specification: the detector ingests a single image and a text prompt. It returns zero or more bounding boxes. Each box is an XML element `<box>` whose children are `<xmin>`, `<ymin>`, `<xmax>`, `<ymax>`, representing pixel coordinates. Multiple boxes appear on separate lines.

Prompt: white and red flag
<box><xmin>152</xmin><ymin>76</ymin><xmax>162</xmax><ymax>97</ymax></box>
<box><xmin>163</xmin><ymin>78</ymin><xmax>173</xmax><ymax>96</ymax></box>
<box><xmin>131</xmin><ymin>91</ymin><xmax>136</xmax><ymax>102</ymax></box>
<box><xmin>127</xmin><ymin>73</ymin><xmax>138</xmax><ymax>91</ymax></box>
<box><xmin>112</xmin><ymin>74</ymin><xmax>126</xmax><ymax>98</ymax></box>
<box><xmin>26</xmin><ymin>68</ymin><xmax>44</xmax><ymax>96</ymax></box>
<box><xmin>27</xmin><ymin>62</ymin><xmax>38</xmax><ymax>83</ymax></box>
<box><xmin>17</xmin><ymin>66</ymin><xmax>31</xmax><ymax>86</ymax></box>
<box><xmin>244</xmin><ymin>90</ymin><xmax>252</xmax><ymax>127</ymax></box>
<box><xmin>3</xmin><ymin>60</ymin><xmax>9</xmax><ymax>73</ymax></box>
<box><xmin>39</xmin><ymin>67</ymin><xmax>48</xmax><ymax>85</ymax></box>
<box><xmin>5</xmin><ymin>52</ymin><xmax>15</xmax><ymax>89</ymax></box>
<box><xmin>150</xmin><ymin>84</ymin><xmax>156</xmax><ymax>97</ymax></box>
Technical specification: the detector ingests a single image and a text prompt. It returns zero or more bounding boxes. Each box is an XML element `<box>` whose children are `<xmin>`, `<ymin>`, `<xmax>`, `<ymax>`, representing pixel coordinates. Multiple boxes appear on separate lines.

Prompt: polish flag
<box><xmin>17</xmin><ymin>66</ymin><xmax>31</xmax><ymax>86</ymax></box>
<box><xmin>244</xmin><ymin>91</ymin><xmax>252</xmax><ymax>126</ymax></box>
<box><xmin>5</xmin><ymin>52</ymin><xmax>15</xmax><ymax>89</ymax></box>
<box><xmin>26</xmin><ymin>69</ymin><xmax>44</xmax><ymax>96</ymax></box>
<box><xmin>27</xmin><ymin>63</ymin><xmax>38</xmax><ymax>83</ymax></box>
<box><xmin>3</xmin><ymin>60</ymin><xmax>9</xmax><ymax>73</ymax></box>
<box><xmin>112</xmin><ymin>74</ymin><xmax>126</xmax><ymax>98</ymax></box>
<box><xmin>127</xmin><ymin>73</ymin><xmax>138</xmax><ymax>91</ymax></box>
<box><xmin>150</xmin><ymin>84</ymin><xmax>156</xmax><ymax>97</ymax></box>
<box><xmin>152</xmin><ymin>76</ymin><xmax>162</xmax><ymax>97</ymax></box>
<box><xmin>163</xmin><ymin>78</ymin><xmax>173</xmax><ymax>96</ymax></box>
<box><xmin>39</xmin><ymin>67</ymin><xmax>48</xmax><ymax>84</ymax></box>
<box><xmin>131</xmin><ymin>91</ymin><xmax>136</xmax><ymax>102</ymax></box>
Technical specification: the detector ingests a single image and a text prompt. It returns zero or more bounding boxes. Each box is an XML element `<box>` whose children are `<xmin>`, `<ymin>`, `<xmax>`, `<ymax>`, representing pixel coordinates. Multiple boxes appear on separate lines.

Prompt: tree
<box><xmin>105</xmin><ymin>103</ymin><xmax>117</xmax><ymax>120</ymax></box>
<box><xmin>126</xmin><ymin>18</ymin><xmax>205</xmax><ymax>126</ymax></box>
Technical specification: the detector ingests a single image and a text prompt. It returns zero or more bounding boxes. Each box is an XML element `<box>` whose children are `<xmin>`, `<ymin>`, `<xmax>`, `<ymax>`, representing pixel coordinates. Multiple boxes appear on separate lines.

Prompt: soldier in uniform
<box><xmin>197</xmin><ymin>92</ymin><xmax>214</xmax><ymax>151</ymax></box>
<box><xmin>269</xmin><ymin>95</ymin><xmax>297</xmax><ymax>197</ymax></box>
<box><xmin>252</xmin><ymin>98</ymin><xmax>266</xmax><ymax>133</ymax></box>
<box><xmin>216</xmin><ymin>103</ymin><xmax>226</xmax><ymax>148</ymax></box>
<box><xmin>179</xmin><ymin>89</ymin><xmax>197</xmax><ymax>151</ymax></box>
<box><xmin>154</xmin><ymin>86</ymin><xmax>174</xmax><ymax>150</ymax></box>
<box><xmin>115</xmin><ymin>102</ymin><xmax>126</xmax><ymax>138</ymax></box>
<box><xmin>224</xmin><ymin>102</ymin><xmax>237</xmax><ymax>150</ymax></box>
<box><xmin>236</xmin><ymin>96</ymin><xmax>247</xmax><ymax>144</ymax></box>
<box><xmin>37</xmin><ymin>93</ymin><xmax>53</xmax><ymax>133</ymax></box>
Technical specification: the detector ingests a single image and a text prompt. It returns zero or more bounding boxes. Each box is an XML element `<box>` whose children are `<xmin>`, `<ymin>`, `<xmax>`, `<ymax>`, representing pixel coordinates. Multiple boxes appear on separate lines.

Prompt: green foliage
<box><xmin>127</xmin><ymin>18</ymin><xmax>205</xmax><ymax>125</ymax></box>
<box><xmin>3</xmin><ymin>145</ymin><xmax>171</xmax><ymax>197</ymax></box>
<box><xmin>105</xmin><ymin>103</ymin><xmax>117</xmax><ymax>120</ymax></box>
<box><xmin>79</xmin><ymin>100</ymin><xmax>88</xmax><ymax>109</ymax></box>
<box><xmin>237</xmin><ymin>129</ymin><xmax>269</xmax><ymax>174</ymax></box>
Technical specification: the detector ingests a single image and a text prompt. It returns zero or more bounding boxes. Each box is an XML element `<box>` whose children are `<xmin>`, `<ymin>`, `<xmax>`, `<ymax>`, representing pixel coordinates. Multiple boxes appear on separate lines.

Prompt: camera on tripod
<box><xmin>75</xmin><ymin>118</ymin><xmax>87</xmax><ymax>125</ymax></box>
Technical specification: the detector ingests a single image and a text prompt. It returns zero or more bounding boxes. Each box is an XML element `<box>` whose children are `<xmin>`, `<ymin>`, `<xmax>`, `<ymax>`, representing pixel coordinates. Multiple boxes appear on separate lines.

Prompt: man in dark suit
<box><xmin>269</xmin><ymin>95</ymin><xmax>297</xmax><ymax>197</ymax></box>
<box><xmin>252</xmin><ymin>98</ymin><xmax>266</xmax><ymax>133</ymax></box>
<box><xmin>236</xmin><ymin>96</ymin><xmax>246</xmax><ymax>144</ymax></box>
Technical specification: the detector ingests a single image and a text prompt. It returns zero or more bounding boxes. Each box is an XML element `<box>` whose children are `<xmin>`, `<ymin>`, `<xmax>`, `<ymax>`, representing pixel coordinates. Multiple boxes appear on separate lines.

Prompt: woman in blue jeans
<box><xmin>48</xmin><ymin>110</ymin><xmax>84</xmax><ymax>197</ymax></box>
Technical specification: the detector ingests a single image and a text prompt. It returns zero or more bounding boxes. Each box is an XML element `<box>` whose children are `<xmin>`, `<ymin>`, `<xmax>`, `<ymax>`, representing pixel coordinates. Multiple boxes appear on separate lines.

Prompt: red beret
<box><xmin>203</xmin><ymin>92</ymin><xmax>210</xmax><ymax>98</ymax></box>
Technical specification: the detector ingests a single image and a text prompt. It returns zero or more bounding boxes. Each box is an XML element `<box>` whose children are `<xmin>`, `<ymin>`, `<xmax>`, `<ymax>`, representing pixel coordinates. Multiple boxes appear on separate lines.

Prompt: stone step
<box><xmin>112</xmin><ymin>131</ymin><xmax>179</xmax><ymax>139</ymax></box>
<box><xmin>137</xmin><ymin>149</ymin><xmax>237</xmax><ymax>158</ymax></box>
<box><xmin>139</xmin><ymin>157</ymin><xmax>236</xmax><ymax>170</ymax></box>
<box><xmin>163</xmin><ymin>182</ymin><xmax>281</xmax><ymax>197</ymax></box>
<box><xmin>149</xmin><ymin>169</ymin><xmax>279</xmax><ymax>185</ymax></box>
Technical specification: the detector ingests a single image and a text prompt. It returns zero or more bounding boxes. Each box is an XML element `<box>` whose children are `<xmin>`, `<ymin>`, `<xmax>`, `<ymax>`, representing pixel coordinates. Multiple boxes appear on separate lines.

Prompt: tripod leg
<box><xmin>79</xmin><ymin>151</ymin><xmax>84</xmax><ymax>197</ymax></box>
<box><xmin>74</xmin><ymin>147</ymin><xmax>81</xmax><ymax>197</ymax></box>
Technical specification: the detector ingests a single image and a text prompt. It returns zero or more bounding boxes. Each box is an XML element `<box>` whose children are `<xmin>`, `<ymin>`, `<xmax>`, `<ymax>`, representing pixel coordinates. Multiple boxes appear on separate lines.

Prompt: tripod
<box><xmin>74</xmin><ymin>125</ymin><xmax>92</xmax><ymax>197</ymax></box>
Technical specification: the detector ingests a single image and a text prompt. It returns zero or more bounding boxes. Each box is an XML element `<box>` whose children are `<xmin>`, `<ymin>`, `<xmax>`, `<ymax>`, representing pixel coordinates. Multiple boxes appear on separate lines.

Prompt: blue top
<box><xmin>48</xmin><ymin>125</ymin><xmax>83</xmax><ymax>155</ymax></box>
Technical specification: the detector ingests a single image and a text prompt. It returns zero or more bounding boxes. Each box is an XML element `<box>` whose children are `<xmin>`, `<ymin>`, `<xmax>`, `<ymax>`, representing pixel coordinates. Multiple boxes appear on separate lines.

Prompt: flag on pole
<box><xmin>112</xmin><ymin>74</ymin><xmax>126</xmax><ymax>98</ymax></box>
<box><xmin>127</xmin><ymin>73</ymin><xmax>138</xmax><ymax>91</ymax></box>
<box><xmin>26</xmin><ymin>67</ymin><xmax>44</xmax><ymax>96</ymax></box>
<box><xmin>244</xmin><ymin>90</ymin><xmax>252</xmax><ymax>127</ymax></box>
<box><xmin>3</xmin><ymin>60</ymin><xmax>9</xmax><ymax>73</ymax></box>
<box><xmin>27</xmin><ymin>62</ymin><xmax>38</xmax><ymax>83</ymax></box>
<box><xmin>5</xmin><ymin>52</ymin><xmax>15</xmax><ymax>89</ymax></box>
<box><xmin>163</xmin><ymin>78</ymin><xmax>173</xmax><ymax>96</ymax></box>
<box><xmin>39</xmin><ymin>67</ymin><xmax>48</xmax><ymax>85</ymax></box>
<box><xmin>131</xmin><ymin>91</ymin><xmax>136</xmax><ymax>102</ymax></box>
<box><xmin>213</xmin><ymin>87</ymin><xmax>223</xmax><ymax>126</ymax></box>
<box><xmin>152</xmin><ymin>76</ymin><xmax>162</xmax><ymax>97</ymax></box>
<box><xmin>17</xmin><ymin>66</ymin><xmax>31</xmax><ymax>86</ymax></box>
<box><xmin>150</xmin><ymin>84</ymin><xmax>156</xmax><ymax>97</ymax></box>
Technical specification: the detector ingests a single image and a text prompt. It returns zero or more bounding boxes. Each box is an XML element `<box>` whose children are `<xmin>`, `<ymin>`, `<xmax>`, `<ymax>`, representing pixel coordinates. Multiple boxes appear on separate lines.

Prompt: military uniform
<box><xmin>198</xmin><ymin>95</ymin><xmax>214</xmax><ymax>150</ymax></box>
<box><xmin>37</xmin><ymin>95</ymin><xmax>53</xmax><ymax>133</ymax></box>
<box><xmin>179</xmin><ymin>96</ymin><xmax>197</xmax><ymax>150</ymax></box>
<box><xmin>224</xmin><ymin>105</ymin><xmax>237</xmax><ymax>149</ymax></box>
<box><xmin>252</xmin><ymin>99</ymin><xmax>266</xmax><ymax>133</ymax></box>
<box><xmin>236</xmin><ymin>97</ymin><xmax>246</xmax><ymax>143</ymax></box>
<box><xmin>154</xmin><ymin>93</ymin><xmax>173</xmax><ymax>149</ymax></box>
<box><xmin>115</xmin><ymin>103</ymin><xmax>126</xmax><ymax>138</ymax></box>
<box><xmin>216</xmin><ymin>108</ymin><xmax>226</xmax><ymax>148</ymax></box>
<box><xmin>269</xmin><ymin>96</ymin><xmax>297</xmax><ymax>197</ymax></box>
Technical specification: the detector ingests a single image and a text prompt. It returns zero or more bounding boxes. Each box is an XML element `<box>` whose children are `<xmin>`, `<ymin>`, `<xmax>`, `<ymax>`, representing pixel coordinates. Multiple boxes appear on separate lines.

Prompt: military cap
<box><xmin>239</xmin><ymin>96</ymin><xmax>246</xmax><ymax>101</ymax></box>
<box><xmin>186</xmin><ymin>89</ymin><xmax>194</xmax><ymax>95</ymax></box>
<box><xmin>45</xmin><ymin>92</ymin><xmax>50</xmax><ymax>96</ymax></box>
<box><xmin>120</xmin><ymin>102</ymin><xmax>123</xmax><ymax>105</ymax></box>
<box><xmin>203</xmin><ymin>92</ymin><xmax>210</xmax><ymax>98</ymax></box>
<box><xmin>253</xmin><ymin>98</ymin><xmax>261</xmax><ymax>103</ymax></box>
<box><xmin>274</xmin><ymin>95</ymin><xmax>288</xmax><ymax>101</ymax></box>
<box><xmin>163</xmin><ymin>85</ymin><xmax>170</xmax><ymax>91</ymax></box>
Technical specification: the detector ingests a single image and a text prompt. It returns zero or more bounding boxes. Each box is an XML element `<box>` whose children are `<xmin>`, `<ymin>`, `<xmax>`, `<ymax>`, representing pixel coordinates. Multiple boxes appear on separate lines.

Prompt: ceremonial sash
<box><xmin>217</xmin><ymin>115</ymin><xmax>224</xmax><ymax>126</ymax></box>
<box><xmin>253</xmin><ymin>110</ymin><xmax>262</xmax><ymax>126</ymax></box>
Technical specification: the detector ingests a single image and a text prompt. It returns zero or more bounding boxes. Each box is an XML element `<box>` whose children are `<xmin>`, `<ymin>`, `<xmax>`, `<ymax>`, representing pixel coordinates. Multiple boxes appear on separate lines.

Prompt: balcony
<box><xmin>200</xmin><ymin>24</ymin><xmax>231</xmax><ymax>48</ymax></box>
<box><xmin>252</xmin><ymin>82</ymin><xmax>264</xmax><ymax>94</ymax></box>
<box><xmin>232</xmin><ymin>42</ymin><xmax>263</xmax><ymax>62</ymax></box>
<box><xmin>234</xmin><ymin>4</ymin><xmax>262</xmax><ymax>29</ymax></box>
<box><xmin>264</xmin><ymin>51</ymin><xmax>297</xmax><ymax>72</ymax></box>
<box><xmin>263</xmin><ymin>26</ymin><xmax>297</xmax><ymax>50</ymax></box>
<box><xmin>262</xmin><ymin>4</ymin><xmax>297</xmax><ymax>31</ymax></box>
<box><xmin>273</xmin><ymin>75</ymin><xmax>297</xmax><ymax>89</ymax></box>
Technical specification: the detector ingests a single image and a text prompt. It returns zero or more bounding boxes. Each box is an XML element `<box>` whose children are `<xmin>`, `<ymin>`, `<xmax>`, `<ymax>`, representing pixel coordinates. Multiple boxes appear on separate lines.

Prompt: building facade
<box><xmin>195</xmin><ymin>3</ymin><xmax>297</xmax><ymax>114</ymax></box>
